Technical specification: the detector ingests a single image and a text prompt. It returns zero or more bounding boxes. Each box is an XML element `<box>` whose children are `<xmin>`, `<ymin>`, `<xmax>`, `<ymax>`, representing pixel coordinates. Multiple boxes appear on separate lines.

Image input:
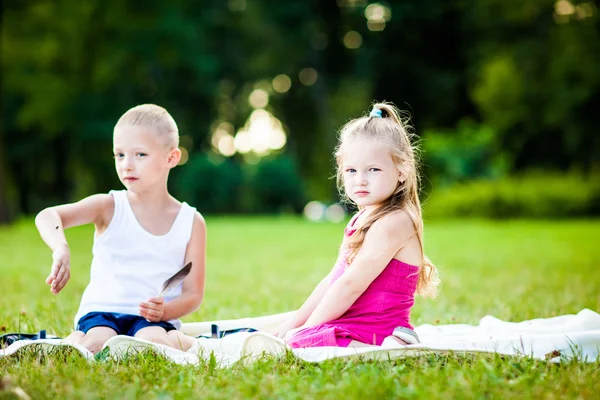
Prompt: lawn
<box><xmin>1</xmin><ymin>217</ymin><xmax>599</xmax><ymax>399</ymax></box>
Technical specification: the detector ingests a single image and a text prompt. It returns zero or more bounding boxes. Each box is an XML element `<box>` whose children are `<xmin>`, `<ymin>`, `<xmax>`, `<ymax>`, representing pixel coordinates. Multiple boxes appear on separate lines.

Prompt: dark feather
<box><xmin>158</xmin><ymin>262</ymin><xmax>192</xmax><ymax>296</ymax></box>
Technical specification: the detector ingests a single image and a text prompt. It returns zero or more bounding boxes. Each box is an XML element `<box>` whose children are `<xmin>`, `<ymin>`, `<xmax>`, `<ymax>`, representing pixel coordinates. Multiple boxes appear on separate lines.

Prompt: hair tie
<box><xmin>369</xmin><ymin>108</ymin><xmax>382</xmax><ymax>118</ymax></box>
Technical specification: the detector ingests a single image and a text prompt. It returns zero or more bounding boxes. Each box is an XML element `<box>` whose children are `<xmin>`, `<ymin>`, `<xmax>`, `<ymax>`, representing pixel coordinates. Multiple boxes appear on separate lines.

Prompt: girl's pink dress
<box><xmin>287</xmin><ymin>212</ymin><xmax>419</xmax><ymax>348</ymax></box>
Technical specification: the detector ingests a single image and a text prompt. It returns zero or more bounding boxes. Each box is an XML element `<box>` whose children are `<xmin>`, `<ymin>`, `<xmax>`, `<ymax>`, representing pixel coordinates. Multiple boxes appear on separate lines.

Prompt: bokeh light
<box><xmin>217</xmin><ymin>135</ymin><xmax>236</xmax><ymax>157</ymax></box>
<box><xmin>325</xmin><ymin>204</ymin><xmax>346</xmax><ymax>223</ymax></box>
<box><xmin>272</xmin><ymin>74</ymin><xmax>292</xmax><ymax>93</ymax></box>
<box><xmin>576</xmin><ymin>2</ymin><xmax>595</xmax><ymax>19</ymax></box>
<box><xmin>211</xmin><ymin>122</ymin><xmax>237</xmax><ymax>156</ymax></box>
<box><xmin>304</xmin><ymin>201</ymin><xmax>326</xmax><ymax>221</ymax></box>
<box><xmin>233</xmin><ymin>109</ymin><xmax>287</xmax><ymax>156</ymax></box>
<box><xmin>178</xmin><ymin>147</ymin><xmax>189</xmax><ymax>165</ymax></box>
<box><xmin>365</xmin><ymin>3</ymin><xmax>391</xmax><ymax>32</ymax></box>
<box><xmin>299</xmin><ymin>68</ymin><xmax>318</xmax><ymax>86</ymax></box>
<box><xmin>343</xmin><ymin>31</ymin><xmax>363</xmax><ymax>49</ymax></box>
<box><xmin>249</xmin><ymin>89</ymin><xmax>269</xmax><ymax>108</ymax></box>
<box><xmin>555</xmin><ymin>0</ymin><xmax>575</xmax><ymax>15</ymax></box>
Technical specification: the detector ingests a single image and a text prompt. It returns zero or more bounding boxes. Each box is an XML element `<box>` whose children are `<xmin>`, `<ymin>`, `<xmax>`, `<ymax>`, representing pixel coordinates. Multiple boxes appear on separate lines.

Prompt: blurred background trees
<box><xmin>1</xmin><ymin>0</ymin><xmax>599</xmax><ymax>222</ymax></box>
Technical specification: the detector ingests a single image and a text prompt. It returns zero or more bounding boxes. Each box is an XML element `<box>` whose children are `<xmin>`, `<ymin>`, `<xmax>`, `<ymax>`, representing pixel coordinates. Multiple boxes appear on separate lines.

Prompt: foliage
<box><xmin>172</xmin><ymin>155</ymin><xmax>243</xmax><ymax>214</ymax></box>
<box><xmin>171</xmin><ymin>154</ymin><xmax>306</xmax><ymax>214</ymax></box>
<box><xmin>1</xmin><ymin>218</ymin><xmax>599</xmax><ymax>397</ymax></box>
<box><xmin>421</xmin><ymin>119</ymin><xmax>509</xmax><ymax>187</ymax></box>
<box><xmin>1</xmin><ymin>1</ymin><xmax>600</xmax><ymax>221</ymax></box>
<box><xmin>423</xmin><ymin>172</ymin><xmax>600</xmax><ymax>219</ymax></box>
<box><xmin>250</xmin><ymin>156</ymin><xmax>307</xmax><ymax>213</ymax></box>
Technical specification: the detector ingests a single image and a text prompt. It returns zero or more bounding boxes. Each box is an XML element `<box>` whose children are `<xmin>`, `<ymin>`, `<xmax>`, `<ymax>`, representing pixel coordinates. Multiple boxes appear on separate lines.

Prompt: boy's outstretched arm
<box><xmin>35</xmin><ymin>194</ymin><xmax>113</xmax><ymax>294</ymax></box>
<box><xmin>140</xmin><ymin>212</ymin><xmax>207</xmax><ymax>322</ymax></box>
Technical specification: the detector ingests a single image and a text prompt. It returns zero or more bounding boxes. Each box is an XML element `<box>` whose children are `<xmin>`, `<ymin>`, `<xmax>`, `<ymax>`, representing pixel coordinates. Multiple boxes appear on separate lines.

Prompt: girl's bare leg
<box><xmin>347</xmin><ymin>337</ymin><xmax>408</xmax><ymax>347</ymax></box>
<box><xmin>347</xmin><ymin>340</ymin><xmax>377</xmax><ymax>348</ymax></box>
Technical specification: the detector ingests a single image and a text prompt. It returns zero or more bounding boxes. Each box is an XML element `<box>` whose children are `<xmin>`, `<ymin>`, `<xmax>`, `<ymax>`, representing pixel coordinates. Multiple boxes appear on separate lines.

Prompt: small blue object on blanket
<box><xmin>0</xmin><ymin>330</ymin><xmax>57</xmax><ymax>349</ymax></box>
<box><xmin>198</xmin><ymin>324</ymin><xmax>257</xmax><ymax>339</ymax></box>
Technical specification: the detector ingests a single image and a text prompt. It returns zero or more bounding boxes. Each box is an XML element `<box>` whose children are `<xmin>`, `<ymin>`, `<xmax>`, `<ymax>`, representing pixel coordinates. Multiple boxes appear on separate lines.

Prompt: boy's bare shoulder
<box><xmin>90</xmin><ymin>193</ymin><xmax>115</xmax><ymax>226</ymax></box>
<box><xmin>192</xmin><ymin>210</ymin><xmax>206</xmax><ymax>228</ymax></box>
<box><xmin>88</xmin><ymin>193</ymin><xmax>114</xmax><ymax>205</ymax></box>
<box><xmin>172</xmin><ymin>197</ymin><xmax>205</xmax><ymax>227</ymax></box>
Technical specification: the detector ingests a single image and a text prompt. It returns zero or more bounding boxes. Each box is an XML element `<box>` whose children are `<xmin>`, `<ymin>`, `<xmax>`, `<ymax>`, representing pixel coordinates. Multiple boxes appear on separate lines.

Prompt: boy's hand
<box><xmin>46</xmin><ymin>244</ymin><xmax>70</xmax><ymax>294</ymax></box>
<box><xmin>139</xmin><ymin>297</ymin><xmax>165</xmax><ymax>322</ymax></box>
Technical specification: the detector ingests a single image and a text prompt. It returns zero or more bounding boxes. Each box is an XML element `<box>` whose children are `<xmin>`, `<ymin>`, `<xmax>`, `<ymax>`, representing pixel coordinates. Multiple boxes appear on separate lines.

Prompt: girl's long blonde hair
<box><xmin>335</xmin><ymin>102</ymin><xmax>439</xmax><ymax>298</ymax></box>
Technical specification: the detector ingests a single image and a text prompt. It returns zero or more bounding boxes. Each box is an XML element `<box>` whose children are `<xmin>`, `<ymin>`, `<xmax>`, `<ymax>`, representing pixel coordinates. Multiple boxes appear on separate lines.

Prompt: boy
<box><xmin>35</xmin><ymin>104</ymin><xmax>204</xmax><ymax>353</ymax></box>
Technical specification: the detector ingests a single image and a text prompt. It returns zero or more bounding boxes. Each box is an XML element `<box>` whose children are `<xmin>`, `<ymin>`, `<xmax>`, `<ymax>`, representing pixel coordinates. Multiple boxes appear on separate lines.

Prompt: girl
<box><xmin>273</xmin><ymin>102</ymin><xmax>439</xmax><ymax>347</ymax></box>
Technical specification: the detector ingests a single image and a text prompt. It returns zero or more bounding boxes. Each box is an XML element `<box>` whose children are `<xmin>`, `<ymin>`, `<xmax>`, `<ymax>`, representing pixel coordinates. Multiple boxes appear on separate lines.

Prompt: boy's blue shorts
<box><xmin>76</xmin><ymin>312</ymin><xmax>176</xmax><ymax>336</ymax></box>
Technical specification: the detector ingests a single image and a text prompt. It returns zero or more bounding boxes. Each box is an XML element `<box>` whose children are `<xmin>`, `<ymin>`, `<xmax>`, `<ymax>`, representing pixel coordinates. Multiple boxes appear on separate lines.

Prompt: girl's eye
<box><xmin>345</xmin><ymin>168</ymin><xmax>356</xmax><ymax>173</ymax></box>
<box><xmin>114</xmin><ymin>153</ymin><xmax>124</xmax><ymax>159</ymax></box>
<box><xmin>369</xmin><ymin>168</ymin><xmax>381</xmax><ymax>172</ymax></box>
<box><xmin>137</xmin><ymin>153</ymin><xmax>147</xmax><ymax>157</ymax></box>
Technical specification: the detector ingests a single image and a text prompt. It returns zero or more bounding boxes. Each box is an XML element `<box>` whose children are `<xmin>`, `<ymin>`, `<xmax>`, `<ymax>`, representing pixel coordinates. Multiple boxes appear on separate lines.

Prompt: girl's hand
<box><xmin>272</xmin><ymin>318</ymin><xmax>307</xmax><ymax>339</ymax></box>
<box><xmin>139</xmin><ymin>297</ymin><xmax>165</xmax><ymax>322</ymax></box>
<box><xmin>283</xmin><ymin>325</ymin><xmax>306</xmax><ymax>341</ymax></box>
<box><xmin>46</xmin><ymin>244</ymin><xmax>70</xmax><ymax>294</ymax></box>
<box><xmin>271</xmin><ymin>319</ymin><xmax>299</xmax><ymax>338</ymax></box>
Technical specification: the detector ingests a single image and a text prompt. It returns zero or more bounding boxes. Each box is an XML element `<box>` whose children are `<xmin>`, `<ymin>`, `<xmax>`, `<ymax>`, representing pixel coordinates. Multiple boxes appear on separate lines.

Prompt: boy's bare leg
<box><xmin>167</xmin><ymin>330</ymin><xmax>195</xmax><ymax>351</ymax></box>
<box><xmin>134</xmin><ymin>326</ymin><xmax>172</xmax><ymax>347</ymax></box>
<box><xmin>134</xmin><ymin>327</ymin><xmax>195</xmax><ymax>351</ymax></box>
<box><xmin>65</xmin><ymin>327</ymin><xmax>117</xmax><ymax>354</ymax></box>
<box><xmin>64</xmin><ymin>331</ymin><xmax>85</xmax><ymax>344</ymax></box>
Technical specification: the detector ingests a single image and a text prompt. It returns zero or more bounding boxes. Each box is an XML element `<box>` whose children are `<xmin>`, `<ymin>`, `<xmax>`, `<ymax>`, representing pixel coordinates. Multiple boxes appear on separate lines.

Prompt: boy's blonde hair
<box><xmin>115</xmin><ymin>104</ymin><xmax>179</xmax><ymax>149</ymax></box>
<box><xmin>335</xmin><ymin>102</ymin><xmax>439</xmax><ymax>298</ymax></box>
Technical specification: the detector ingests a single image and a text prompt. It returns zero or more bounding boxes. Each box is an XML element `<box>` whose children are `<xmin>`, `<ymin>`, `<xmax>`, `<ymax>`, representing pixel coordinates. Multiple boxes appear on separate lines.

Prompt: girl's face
<box><xmin>341</xmin><ymin>137</ymin><xmax>402</xmax><ymax>209</ymax></box>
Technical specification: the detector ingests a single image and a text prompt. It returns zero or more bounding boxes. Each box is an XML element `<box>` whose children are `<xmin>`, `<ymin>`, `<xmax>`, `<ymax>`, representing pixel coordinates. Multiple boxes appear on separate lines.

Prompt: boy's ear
<box><xmin>167</xmin><ymin>148</ymin><xmax>182</xmax><ymax>168</ymax></box>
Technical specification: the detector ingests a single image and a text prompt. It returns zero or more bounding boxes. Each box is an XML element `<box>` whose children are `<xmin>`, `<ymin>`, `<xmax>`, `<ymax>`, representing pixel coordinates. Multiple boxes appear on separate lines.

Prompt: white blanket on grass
<box><xmin>2</xmin><ymin>309</ymin><xmax>599</xmax><ymax>367</ymax></box>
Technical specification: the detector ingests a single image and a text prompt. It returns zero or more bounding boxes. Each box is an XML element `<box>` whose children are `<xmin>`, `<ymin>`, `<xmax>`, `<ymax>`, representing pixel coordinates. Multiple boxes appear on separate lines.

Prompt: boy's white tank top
<box><xmin>74</xmin><ymin>190</ymin><xmax>196</xmax><ymax>330</ymax></box>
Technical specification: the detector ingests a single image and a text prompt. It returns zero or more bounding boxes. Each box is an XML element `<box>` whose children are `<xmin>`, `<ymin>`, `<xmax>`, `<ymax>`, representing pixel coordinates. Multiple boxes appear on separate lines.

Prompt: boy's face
<box><xmin>113</xmin><ymin>125</ymin><xmax>180</xmax><ymax>193</ymax></box>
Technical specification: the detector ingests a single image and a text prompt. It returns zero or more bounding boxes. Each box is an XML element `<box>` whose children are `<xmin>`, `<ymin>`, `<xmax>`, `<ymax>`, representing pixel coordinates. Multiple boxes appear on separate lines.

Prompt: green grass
<box><xmin>1</xmin><ymin>217</ymin><xmax>599</xmax><ymax>399</ymax></box>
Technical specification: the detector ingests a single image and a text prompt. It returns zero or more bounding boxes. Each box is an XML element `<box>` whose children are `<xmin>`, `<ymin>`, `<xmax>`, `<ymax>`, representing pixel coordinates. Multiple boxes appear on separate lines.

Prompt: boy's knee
<box><xmin>79</xmin><ymin>328</ymin><xmax>117</xmax><ymax>354</ymax></box>
<box><xmin>167</xmin><ymin>330</ymin><xmax>181</xmax><ymax>340</ymax></box>
<box><xmin>81</xmin><ymin>335</ymin><xmax>107</xmax><ymax>354</ymax></box>
<box><xmin>135</xmin><ymin>330</ymin><xmax>169</xmax><ymax>345</ymax></box>
<box><xmin>65</xmin><ymin>331</ymin><xmax>85</xmax><ymax>344</ymax></box>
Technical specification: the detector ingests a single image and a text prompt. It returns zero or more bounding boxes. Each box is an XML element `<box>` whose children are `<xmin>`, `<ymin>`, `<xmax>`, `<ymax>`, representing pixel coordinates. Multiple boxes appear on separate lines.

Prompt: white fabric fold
<box><xmin>2</xmin><ymin>309</ymin><xmax>599</xmax><ymax>367</ymax></box>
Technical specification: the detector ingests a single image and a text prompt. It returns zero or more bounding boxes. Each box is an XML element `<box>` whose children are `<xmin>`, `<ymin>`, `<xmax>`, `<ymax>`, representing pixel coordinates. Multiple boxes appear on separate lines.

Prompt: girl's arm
<box><xmin>140</xmin><ymin>212</ymin><xmax>207</xmax><ymax>322</ymax></box>
<box><xmin>303</xmin><ymin>211</ymin><xmax>415</xmax><ymax>328</ymax></box>
<box><xmin>272</xmin><ymin>274</ymin><xmax>331</xmax><ymax>337</ymax></box>
<box><xmin>35</xmin><ymin>194</ymin><xmax>113</xmax><ymax>294</ymax></box>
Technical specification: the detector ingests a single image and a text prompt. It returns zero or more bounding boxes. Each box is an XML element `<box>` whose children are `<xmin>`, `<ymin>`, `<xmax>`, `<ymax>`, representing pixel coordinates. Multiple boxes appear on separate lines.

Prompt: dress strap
<box><xmin>348</xmin><ymin>208</ymin><xmax>367</xmax><ymax>228</ymax></box>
